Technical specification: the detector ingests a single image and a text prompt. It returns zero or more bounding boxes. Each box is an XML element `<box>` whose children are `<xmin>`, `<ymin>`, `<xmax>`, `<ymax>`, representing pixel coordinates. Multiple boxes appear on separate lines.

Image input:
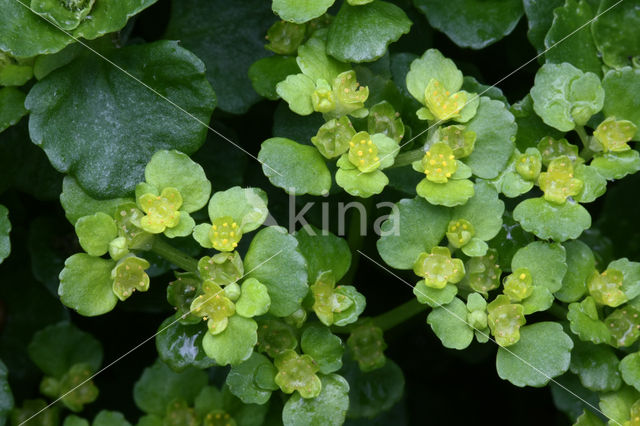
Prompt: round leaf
<box><xmin>513</xmin><ymin>197</ymin><xmax>591</xmax><ymax>242</ymax></box>
<box><xmin>590</xmin><ymin>150</ymin><xmax>640</xmax><ymax>180</ymax></box>
<box><xmin>93</xmin><ymin>411</ymin><xmax>131</xmax><ymax>426</ymax></box>
<box><xmin>620</xmin><ymin>352</ymin><xmax>640</xmax><ymax>393</ymax></box>
<box><xmin>133</xmin><ymin>359</ymin><xmax>208</xmax><ymax>416</ymax></box>
<box><xmin>413</xmin><ymin>0</ymin><xmax>523</xmax><ymax>49</ymax></box>
<box><xmin>282</xmin><ymin>374</ymin><xmax>349</xmax><ymax>426</ymax></box>
<box><xmin>60</xmin><ymin>177</ymin><xmax>133</xmax><ymax>225</ymax></box>
<box><xmin>326</xmin><ymin>1</ymin><xmax>411</xmax><ymax>63</ymax></box>
<box><xmin>144</xmin><ymin>150</ymin><xmax>211</xmax><ymax>213</ymax></box>
<box><xmin>208</xmin><ymin>186</ymin><xmax>268</xmax><ymax>233</ymax></box>
<box><xmin>249</xmin><ymin>56</ymin><xmax>300</xmax><ymax>101</ymax></box>
<box><xmin>451</xmin><ymin>181</ymin><xmax>504</xmax><ymax>241</ymax></box>
<box><xmin>300</xmin><ymin>324</ymin><xmax>343</xmax><ymax>374</ymax></box>
<box><xmin>592</xmin><ymin>0</ymin><xmax>640</xmax><ymax>69</ymax></box>
<box><xmin>544</xmin><ymin>0</ymin><xmax>601</xmax><ymax>76</ymax></box>
<box><xmin>496</xmin><ymin>322</ymin><xmax>573</xmax><ymax>387</ymax></box>
<box><xmin>295</xmin><ymin>225</ymin><xmax>351</xmax><ymax>283</ymax></box>
<box><xmin>28</xmin><ymin>321</ymin><xmax>103</xmax><ymax>378</ymax></box>
<box><xmin>226</xmin><ymin>352</ymin><xmax>277</xmax><ymax>405</ymax></box>
<box><xmin>155</xmin><ymin>315</ymin><xmax>216</xmax><ymax>372</ymax></box>
<box><xmin>58</xmin><ymin>254</ymin><xmax>117</xmax><ymax>316</ymax></box>
<box><xmin>602</xmin><ymin>67</ymin><xmax>640</xmax><ymax>140</ymax></box>
<box><xmin>0</xmin><ymin>0</ymin><xmax>157</xmax><ymax>58</ymax></box>
<box><xmin>427</xmin><ymin>297</ymin><xmax>473</xmax><ymax>350</ymax></box>
<box><xmin>376</xmin><ymin>197</ymin><xmax>450</xmax><ymax>270</ymax></box>
<box><xmin>511</xmin><ymin>241</ymin><xmax>567</xmax><ymax>293</ymax></box>
<box><xmin>244</xmin><ymin>226</ymin><xmax>308</xmax><ymax>317</ymax></box>
<box><xmin>341</xmin><ymin>357</ymin><xmax>404</xmax><ymax>419</ymax></box>
<box><xmin>464</xmin><ymin>97</ymin><xmax>517</xmax><ymax>179</ymax></box>
<box><xmin>202</xmin><ymin>315</ymin><xmax>258</xmax><ymax>366</ymax></box>
<box><xmin>26</xmin><ymin>41</ymin><xmax>216</xmax><ymax>198</ymax></box>
<box><xmin>236</xmin><ymin>278</ymin><xmax>271</xmax><ymax>318</ymax></box>
<box><xmin>556</xmin><ymin>240</ymin><xmax>595</xmax><ymax>303</ymax></box>
<box><xmin>0</xmin><ymin>87</ymin><xmax>27</xmax><ymax>134</ymax></box>
<box><xmin>259</xmin><ymin>138</ymin><xmax>332</xmax><ymax>195</ymax></box>
<box><xmin>571</xmin><ymin>341</ymin><xmax>621</xmax><ymax>392</ymax></box>
<box><xmin>74</xmin><ymin>213</ymin><xmax>118</xmax><ymax>257</ymax></box>
<box><xmin>272</xmin><ymin>0</ymin><xmax>335</xmax><ymax>23</ymax></box>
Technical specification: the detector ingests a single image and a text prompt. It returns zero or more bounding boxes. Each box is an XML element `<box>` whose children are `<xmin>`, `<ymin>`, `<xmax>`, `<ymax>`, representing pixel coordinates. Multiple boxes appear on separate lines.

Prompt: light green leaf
<box><xmin>599</xmin><ymin>386</ymin><xmax>640</xmax><ymax>425</ymax></box>
<box><xmin>259</xmin><ymin>138</ymin><xmax>332</xmax><ymax>195</ymax></box>
<box><xmin>452</xmin><ymin>181</ymin><xmax>504</xmax><ymax>241</ymax></box>
<box><xmin>74</xmin><ymin>213</ymin><xmax>117</xmax><ymax>257</ymax></box>
<box><xmin>510</xmin><ymin>94</ymin><xmax>564</xmax><ymax>151</ymax></box>
<box><xmin>574</xmin><ymin>164</ymin><xmax>607</xmax><ymax>203</ymax></box>
<box><xmin>226</xmin><ymin>352</ymin><xmax>277</xmax><ymax>405</ymax></box>
<box><xmin>556</xmin><ymin>240</ymin><xmax>596</xmax><ymax>303</ymax></box>
<box><xmin>249</xmin><ymin>56</ymin><xmax>300</xmax><ymax>101</ymax></box>
<box><xmin>58</xmin><ymin>254</ymin><xmax>117</xmax><ymax>316</ymax></box>
<box><xmin>297</xmin><ymin>36</ymin><xmax>350</xmax><ymax>83</ymax></box>
<box><xmin>0</xmin><ymin>0</ymin><xmax>157</xmax><ymax>58</ymax></box>
<box><xmin>376</xmin><ymin>197</ymin><xmax>450</xmax><ymax>270</ymax></box>
<box><xmin>0</xmin><ymin>87</ymin><xmax>27</xmax><ymax>134</ymax></box>
<box><xmin>236</xmin><ymin>278</ymin><xmax>271</xmax><ymax>318</ymax></box>
<box><xmin>272</xmin><ymin>0</ymin><xmax>335</xmax><ymax>23</ymax></box>
<box><xmin>60</xmin><ymin>177</ymin><xmax>133</xmax><ymax>225</ymax></box>
<box><xmin>427</xmin><ymin>297</ymin><xmax>473</xmax><ymax>350</ymax></box>
<box><xmin>413</xmin><ymin>0</ymin><xmax>523</xmax><ymax>49</ymax></box>
<box><xmin>571</xmin><ymin>341</ymin><xmax>622</xmax><ymax>392</ymax></box>
<box><xmin>164</xmin><ymin>0</ymin><xmax>272</xmax><ymax>114</ymax></box>
<box><xmin>464</xmin><ymin>97</ymin><xmax>517</xmax><ymax>179</ymax></box>
<box><xmin>155</xmin><ymin>315</ymin><xmax>215</xmax><ymax>372</ymax></box>
<box><xmin>341</xmin><ymin>357</ymin><xmax>404</xmax><ymax>419</ymax></box>
<box><xmin>0</xmin><ymin>205</ymin><xmax>10</xmax><ymax>264</ymax></box>
<box><xmin>591</xmin><ymin>150</ymin><xmax>640</xmax><ymax>180</ymax></box>
<box><xmin>574</xmin><ymin>410</ymin><xmax>606</xmax><ymax>426</ymax></box>
<box><xmin>592</xmin><ymin>0</ymin><xmax>640</xmax><ymax>69</ymax></box>
<box><xmin>202</xmin><ymin>316</ymin><xmax>258</xmax><ymax>366</ymax></box>
<box><xmin>326</xmin><ymin>1</ymin><xmax>411</xmax><ymax>63</ymax></box>
<box><xmin>512</xmin><ymin>241</ymin><xmax>567</xmax><ymax>292</ymax></box>
<box><xmin>333</xmin><ymin>286</ymin><xmax>366</xmax><ymax>327</ymax></box>
<box><xmin>544</xmin><ymin>0</ymin><xmax>601</xmax><ymax>75</ymax></box>
<box><xmin>568</xmin><ymin>296</ymin><xmax>612</xmax><ymax>345</ymax></box>
<box><xmin>602</xmin><ymin>67</ymin><xmax>640</xmax><ymax>140</ymax></box>
<box><xmin>416</xmin><ymin>178</ymin><xmax>475</xmax><ymax>207</ymax></box>
<box><xmin>282</xmin><ymin>374</ymin><xmax>349</xmax><ymax>426</ymax></box>
<box><xmin>530</xmin><ymin>62</ymin><xmax>604</xmax><ymax>131</ymax></box>
<box><xmin>295</xmin><ymin>225</ymin><xmax>351</xmax><ymax>283</ymax></box>
<box><xmin>513</xmin><ymin>197</ymin><xmax>591</xmax><ymax>242</ymax></box>
<box><xmin>143</xmin><ymin>150</ymin><xmax>211</xmax><ymax>213</ymax></box>
<box><xmin>245</xmin><ymin>227</ymin><xmax>308</xmax><ymax>317</ymax></box>
<box><xmin>413</xmin><ymin>281</ymin><xmax>457</xmax><ymax>308</ymax></box>
<box><xmin>26</xmin><ymin>41</ymin><xmax>215</xmax><ymax>199</ymax></box>
<box><xmin>610</xmin><ymin>258</ymin><xmax>640</xmax><ymax>300</ymax></box>
<box><xmin>208</xmin><ymin>186</ymin><xmax>268</xmax><ymax>233</ymax></box>
<box><xmin>276</xmin><ymin>73</ymin><xmax>316</xmax><ymax>116</ymax></box>
<box><xmin>521</xmin><ymin>286</ymin><xmax>554</xmax><ymax>314</ymax></box>
<box><xmin>28</xmin><ymin>321</ymin><xmax>102</xmax><ymax>378</ymax></box>
<box><xmin>620</xmin><ymin>352</ymin><xmax>640</xmax><ymax>393</ymax></box>
<box><xmin>496</xmin><ymin>322</ymin><xmax>573</xmax><ymax>387</ymax></box>
<box><xmin>301</xmin><ymin>324</ymin><xmax>343</xmax><ymax>374</ymax></box>
<box><xmin>405</xmin><ymin>49</ymin><xmax>462</xmax><ymax>106</ymax></box>
<box><xmin>133</xmin><ymin>359</ymin><xmax>207</xmax><ymax>416</ymax></box>
<box><xmin>335</xmin><ymin>168</ymin><xmax>389</xmax><ymax>198</ymax></box>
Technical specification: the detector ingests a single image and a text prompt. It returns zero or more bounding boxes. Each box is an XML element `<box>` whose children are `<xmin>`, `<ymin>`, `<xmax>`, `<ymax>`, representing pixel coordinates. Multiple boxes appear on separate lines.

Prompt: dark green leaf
<box><xmin>155</xmin><ymin>315</ymin><xmax>216</xmax><ymax>372</ymax></box>
<box><xmin>26</xmin><ymin>41</ymin><xmax>215</xmax><ymax>198</ymax></box>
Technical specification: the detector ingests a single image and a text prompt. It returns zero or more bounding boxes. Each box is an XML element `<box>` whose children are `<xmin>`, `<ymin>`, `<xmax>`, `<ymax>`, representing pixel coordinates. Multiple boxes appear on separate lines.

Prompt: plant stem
<box><xmin>372</xmin><ymin>298</ymin><xmax>428</xmax><ymax>331</ymax></box>
<box><xmin>390</xmin><ymin>148</ymin><xmax>425</xmax><ymax>169</ymax></box>
<box><xmin>576</xmin><ymin>125</ymin><xmax>594</xmax><ymax>160</ymax></box>
<box><xmin>151</xmin><ymin>237</ymin><xmax>198</xmax><ymax>273</ymax></box>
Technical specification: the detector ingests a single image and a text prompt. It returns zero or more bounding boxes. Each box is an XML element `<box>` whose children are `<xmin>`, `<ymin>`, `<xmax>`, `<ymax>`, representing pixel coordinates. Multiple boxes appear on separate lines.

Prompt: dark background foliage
<box><xmin>0</xmin><ymin>0</ymin><xmax>631</xmax><ymax>424</ymax></box>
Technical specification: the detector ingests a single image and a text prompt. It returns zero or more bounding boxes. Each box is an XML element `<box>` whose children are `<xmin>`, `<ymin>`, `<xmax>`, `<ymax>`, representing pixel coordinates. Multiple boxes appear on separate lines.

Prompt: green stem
<box><xmin>151</xmin><ymin>237</ymin><xmax>198</xmax><ymax>273</ymax></box>
<box><xmin>576</xmin><ymin>125</ymin><xmax>594</xmax><ymax>160</ymax></box>
<box><xmin>389</xmin><ymin>148</ymin><xmax>424</xmax><ymax>169</ymax></box>
<box><xmin>372</xmin><ymin>298</ymin><xmax>428</xmax><ymax>331</ymax></box>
